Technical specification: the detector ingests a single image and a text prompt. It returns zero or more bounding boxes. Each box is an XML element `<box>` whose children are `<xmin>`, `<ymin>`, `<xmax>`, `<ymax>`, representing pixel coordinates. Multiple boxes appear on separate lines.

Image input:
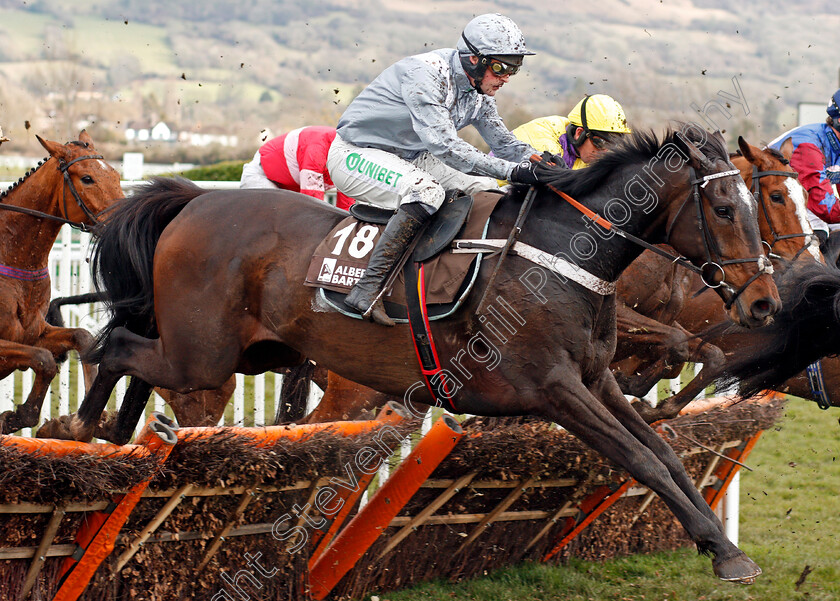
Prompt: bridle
<box><xmin>750</xmin><ymin>165</ymin><xmax>818</xmax><ymax>263</ymax></box>
<box><xmin>551</xmin><ymin>164</ymin><xmax>773</xmax><ymax>311</ymax></box>
<box><xmin>0</xmin><ymin>153</ymin><xmax>105</xmax><ymax>232</ymax></box>
<box><xmin>663</xmin><ymin>167</ymin><xmax>773</xmax><ymax>310</ymax></box>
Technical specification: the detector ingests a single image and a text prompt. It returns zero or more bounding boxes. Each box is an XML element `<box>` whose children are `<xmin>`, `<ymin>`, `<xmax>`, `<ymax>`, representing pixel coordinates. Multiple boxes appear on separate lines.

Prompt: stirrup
<box><xmin>362</xmin><ymin>297</ymin><xmax>394</xmax><ymax>327</ymax></box>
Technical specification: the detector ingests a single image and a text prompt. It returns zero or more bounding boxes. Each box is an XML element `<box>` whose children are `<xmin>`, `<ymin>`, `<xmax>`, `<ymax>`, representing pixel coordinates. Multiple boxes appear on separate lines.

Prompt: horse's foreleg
<box><xmin>302</xmin><ymin>371</ymin><xmax>388</xmax><ymax>424</ymax></box>
<box><xmin>0</xmin><ymin>342</ymin><xmax>57</xmax><ymax>433</ymax></box>
<box><xmin>155</xmin><ymin>379</ymin><xmax>235</xmax><ymax>427</ymax></box>
<box><xmin>778</xmin><ymin>358</ymin><xmax>840</xmax><ymax>409</ymax></box>
<box><xmin>612</xmin><ymin>305</ymin><xmax>692</xmax><ymax>396</ymax></box>
<box><xmin>637</xmin><ymin>335</ymin><xmax>727</xmax><ymax>422</ymax></box>
<box><xmin>538</xmin><ymin>363</ymin><xmax>758</xmax><ymax>583</ymax></box>
<box><xmin>588</xmin><ymin>368</ymin><xmax>759</xmax><ymax>582</ymax></box>
<box><xmin>37</xmin><ymin>325</ymin><xmax>98</xmax><ymax>389</ymax></box>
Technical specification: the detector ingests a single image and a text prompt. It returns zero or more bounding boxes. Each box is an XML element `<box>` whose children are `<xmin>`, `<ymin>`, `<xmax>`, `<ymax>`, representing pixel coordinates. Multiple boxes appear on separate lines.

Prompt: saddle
<box><xmin>304</xmin><ymin>190</ymin><xmax>503</xmax><ymax>322</ymax></box>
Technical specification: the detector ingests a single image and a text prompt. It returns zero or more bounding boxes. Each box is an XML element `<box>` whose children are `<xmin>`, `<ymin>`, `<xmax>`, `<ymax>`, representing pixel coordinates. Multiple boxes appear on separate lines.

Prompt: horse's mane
<box><xmin>823</xmin><ymin>231</ymin><xmax>840</xmax><ymax>267</ymax></box>
<box><xmin>707</xmin><ymin>260</ymin><xmax>840</xmax><ymax>397</ymax></box>
<box><xmin>0</xmin><ymin>157</ymin><xmax>48</xmax><ymax>200</ymax></box>
<box><xmin>541</xmin><ymin>123</ymin><xmax>726</xmax><ymax>197</ymax></box>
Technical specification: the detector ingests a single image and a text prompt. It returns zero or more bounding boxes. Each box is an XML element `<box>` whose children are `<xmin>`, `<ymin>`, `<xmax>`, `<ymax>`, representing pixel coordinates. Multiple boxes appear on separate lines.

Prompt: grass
<box><xmin>367</xmin><ymin>401</ymin><xmax>840</xmax><ymax>601</ymax></box>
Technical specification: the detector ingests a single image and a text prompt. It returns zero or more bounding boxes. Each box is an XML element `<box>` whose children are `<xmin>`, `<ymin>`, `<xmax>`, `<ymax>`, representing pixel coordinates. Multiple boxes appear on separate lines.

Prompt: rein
<box><xmin>549</xmin><ymin>165</ymin><xmax>773</xmax><ymax>310</ymax></box>
<box><xmin>750</xmin><ymin>165</ymin><xmax>818</xmax><ymax>263</ymax></box>
<box><xmin>0</xmin><ymin>154</ymin><xmax>105</xmax><ymax>232</ymax></box>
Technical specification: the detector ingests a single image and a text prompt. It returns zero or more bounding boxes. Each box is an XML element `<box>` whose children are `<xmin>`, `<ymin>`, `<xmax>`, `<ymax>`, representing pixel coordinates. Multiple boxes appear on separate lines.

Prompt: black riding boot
<box><xmin>345</xmin><ymin>203</ymin><xmax>431</xmax><ymax>326</ymax></box>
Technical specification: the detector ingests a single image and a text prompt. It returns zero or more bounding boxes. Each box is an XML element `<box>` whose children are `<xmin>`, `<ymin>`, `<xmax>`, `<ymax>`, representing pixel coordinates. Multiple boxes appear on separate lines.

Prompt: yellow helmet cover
<box><xmin>568</xmin><ymin>94</ymin><xmax>631</xmax><ymax>134</ymax></box>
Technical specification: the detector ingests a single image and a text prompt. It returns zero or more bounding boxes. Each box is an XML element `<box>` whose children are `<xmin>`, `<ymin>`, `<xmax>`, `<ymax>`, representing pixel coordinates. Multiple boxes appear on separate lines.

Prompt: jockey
<box><xmin>240</xmin><ymin>126</ymin><xmax>354</xmax><ymax>210</ymax></box>
<box><xmin>769</xmin><ymin>88</ymin><xmax>840</xmax><ymax>244</ymax></box>
<box><xmin>327</xmin><ymin>13</ymin><xmax>561</xmax><ymax>326</ymax></box>
<box><xmin>512</xmin><ymin>94</ymin><xmax>631</xmax><ymax>169</ymax></box>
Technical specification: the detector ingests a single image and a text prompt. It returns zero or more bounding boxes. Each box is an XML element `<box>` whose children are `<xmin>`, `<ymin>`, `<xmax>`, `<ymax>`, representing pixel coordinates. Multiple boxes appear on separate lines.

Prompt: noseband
<box><xmin>751</xmin><ymin>165</ymin><xmax>819</xmax><ymax>263</ymax></box>
<box><xmin>0</xmin><ymin>154</ymin><xmax>105</xmax><ymax>232</ymax></box>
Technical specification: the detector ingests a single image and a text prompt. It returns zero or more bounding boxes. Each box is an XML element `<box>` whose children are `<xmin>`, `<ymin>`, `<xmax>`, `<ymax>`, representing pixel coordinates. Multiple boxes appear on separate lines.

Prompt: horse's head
<box><xmin>732</xmin><ymin>138</ymin><xmax>821</xmax><ymax>264</ymax></box>
<box><xmin>666</xmin><ymin>128</ymin><xmax>780</xmax><ymax>328</ymax></box>
<box><xmin>36</xmin><ymin>130</ymin><xmax>123</xmax><ymax>226</ymax></box>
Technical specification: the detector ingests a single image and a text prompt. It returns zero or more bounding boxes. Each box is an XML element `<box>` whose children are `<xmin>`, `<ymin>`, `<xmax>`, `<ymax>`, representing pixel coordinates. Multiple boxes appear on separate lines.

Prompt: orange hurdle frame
<box><xmin>52</xmin><ymin>413</ymin><xmax>179</xmax><ymax>601</ymax></box>
<box><xmin>308</xmin><ymin>414</ymin><xmax>464</xmax><ymax>600</ymax></box>
<box><xmin>308</xmin><ymin>403</ymin><xmax>409</xmax><ymax>560</ymax></box>
<box><xmin>40</xmin><ymin>402</ymin><xmax>409</xmax><ymax>601</ymax></box>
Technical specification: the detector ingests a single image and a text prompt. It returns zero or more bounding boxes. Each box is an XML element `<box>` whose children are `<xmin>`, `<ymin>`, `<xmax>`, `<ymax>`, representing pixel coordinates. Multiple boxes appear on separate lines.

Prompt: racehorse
<box><xmin>611</xmin><ymin>139</ymin><xmax>818</xmax><ymax>419</ymax></box>
<box><xmin>50</xmin><ymin>125</ymin><xmax>778</xmax><ymax>583</ymax></box>
<box><xmin>287</xmin><ymin>138</ymin><xmax>817</xmax><ymax>425</ymax></box>
<box><xmin>614</xmin><ymin>143</ymin><xmax>819</xmax><ymax>417</ymax></box>
<box><xmin>0</xmin><ymin>131</ymin><xmax>122</xmax><ymax>434</ymax></box>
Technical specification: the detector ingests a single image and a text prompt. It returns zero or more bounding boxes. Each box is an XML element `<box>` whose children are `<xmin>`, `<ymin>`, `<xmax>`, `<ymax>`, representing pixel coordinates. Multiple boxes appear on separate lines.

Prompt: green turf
<box><xmin>368</xmin><ymin>401</ymin><xmax>840</xmax><ymax>601</ymax></box>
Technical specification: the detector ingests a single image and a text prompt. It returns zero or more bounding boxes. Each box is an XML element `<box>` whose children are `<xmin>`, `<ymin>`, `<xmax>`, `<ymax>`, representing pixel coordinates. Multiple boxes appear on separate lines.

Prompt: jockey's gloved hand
<box><xmin>541</xmin><ymin>150</ymin><xmax>569</xmax><ymax>169</ymax></box>
<box><xmin>509</xmin><ymin>155</ymin><xmax>564</xmax><ymax>186</ymax></box>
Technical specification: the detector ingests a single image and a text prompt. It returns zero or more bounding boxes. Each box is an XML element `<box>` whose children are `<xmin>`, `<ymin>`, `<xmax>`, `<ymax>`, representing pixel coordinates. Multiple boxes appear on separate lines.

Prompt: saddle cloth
<box><xmin>304</xmin><ymin>191</ymin><xmax>502</xmax><ymax>306</ymax></box>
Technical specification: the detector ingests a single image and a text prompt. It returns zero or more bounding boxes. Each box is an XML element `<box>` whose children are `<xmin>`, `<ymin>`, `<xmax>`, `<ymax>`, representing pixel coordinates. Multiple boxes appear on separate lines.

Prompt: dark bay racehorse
<box><xmin>0</xmin><ymin>131</ymin><xmax>122</xmax><ymax>434</ymax></box>
<box><xmin>53</xmin><ymin>125</ymin><xmax>778</xmax><ymax>583</ymax></box>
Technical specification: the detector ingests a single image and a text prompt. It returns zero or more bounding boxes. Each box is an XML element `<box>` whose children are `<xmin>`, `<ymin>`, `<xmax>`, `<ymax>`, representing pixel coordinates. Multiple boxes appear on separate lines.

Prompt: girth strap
<box><xmin>404</xmin><ymin>261</ymin><xmax>458</xmax><ymax>412</ymax></box>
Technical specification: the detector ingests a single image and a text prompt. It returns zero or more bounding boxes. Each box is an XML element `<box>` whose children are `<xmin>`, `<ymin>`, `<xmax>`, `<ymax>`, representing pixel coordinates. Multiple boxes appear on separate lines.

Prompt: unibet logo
<box><xmin>344</xmin><ymin>153</ymin><xmax>403</xmax><ymax>188</ymax></box>
<box><xmin>317</xmin><ymin>258</ymin><xmax>336</xmax><ymax>282</ymax></box>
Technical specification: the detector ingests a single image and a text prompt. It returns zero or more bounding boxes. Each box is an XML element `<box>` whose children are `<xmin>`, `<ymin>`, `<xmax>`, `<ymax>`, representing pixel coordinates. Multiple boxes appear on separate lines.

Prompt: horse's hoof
<box><xmin>36</xmin><ymin>415</ymin><xmax>74</xmax><ymax>440</ymax></box>
<box><xmin>0</xmin><ymin>410</ymin><xmax>17</xmax><ymax>434</ymax></box>
<box><xmin>713</xmin><ymin>553</ymin><xmax>762</xmax><ymax>584</ymax></box>
<box><xmin>93</xmin><ymin>411</ymin><xmax>121</xmax><ymax>444</ymax></box>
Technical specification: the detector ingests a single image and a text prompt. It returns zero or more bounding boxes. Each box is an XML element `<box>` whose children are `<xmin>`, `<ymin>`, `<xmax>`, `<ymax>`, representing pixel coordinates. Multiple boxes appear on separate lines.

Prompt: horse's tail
<box><xmin>274</xmin><ymin>361</ymin><xmax>315</xmax><ymax>424</ymax></box>
<box><xmin>86</xmin><ymin>177</ymin><xmax>207</xmax><ymax>363</ymax></box>
<box><xmin>45</xmin><ymin>292</ymin><xmax>107</xmax><ymax>328</ymax></box>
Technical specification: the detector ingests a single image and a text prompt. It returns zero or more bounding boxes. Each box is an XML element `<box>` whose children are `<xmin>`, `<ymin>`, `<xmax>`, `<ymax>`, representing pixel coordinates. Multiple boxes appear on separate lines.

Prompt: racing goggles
<box><xmin>487</xmin><ymin>58</ymin><xmax>520</xmax><ymax>77</ymax></box>
<box><xmin>587</xmin><ymin>130</ymin><xmax>620</xmax><ymax>150</ymax></box>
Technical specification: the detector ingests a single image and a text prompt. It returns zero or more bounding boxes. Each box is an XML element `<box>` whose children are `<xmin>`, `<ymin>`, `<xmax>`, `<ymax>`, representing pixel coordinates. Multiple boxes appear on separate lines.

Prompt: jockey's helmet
<box><xmin>457</xmin><ymin>14</ymin><xmax>534</xmax><ymax>92</ymax></box>
<box><xmin>567</xmin><ymin>94</ymin><xmax>631</xmax><ymax>150</ymax></box>
<box><xmin>828</xmin><ymin>88</ymin><xmax>840</xmax><ymax>128</ymax></box>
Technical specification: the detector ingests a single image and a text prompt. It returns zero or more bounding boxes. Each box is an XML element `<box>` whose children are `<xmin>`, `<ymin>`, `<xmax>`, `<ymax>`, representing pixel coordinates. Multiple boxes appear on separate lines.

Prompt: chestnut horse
<box><xmin>0</xmin><ymin>131</ymin><xmax>122</xmax><ymax>434</ymax></box>
<box><xmin>50</xmin><ymin>125</ymin><xmax>778</xmax><ymax>583</ymax></box>
<box><xmin>611</xmin><ymin>139</ymin><xmax>818</xmax><ymax>419</ymax></box>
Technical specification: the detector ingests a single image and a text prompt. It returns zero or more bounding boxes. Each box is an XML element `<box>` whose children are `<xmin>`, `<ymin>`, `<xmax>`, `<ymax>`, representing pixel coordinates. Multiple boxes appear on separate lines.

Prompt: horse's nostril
<box><xmin>750</xmin><ymin>298</ymin><xmax>777</xmax><ymax>320</ymax></box>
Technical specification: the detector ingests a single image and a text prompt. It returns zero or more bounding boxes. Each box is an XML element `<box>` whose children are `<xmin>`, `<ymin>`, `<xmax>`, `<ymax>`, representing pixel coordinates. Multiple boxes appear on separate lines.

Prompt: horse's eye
<box><xmin>714</xmin><ymin>206</ymin><xmax>733</xmax><ymax>220</ymax></box>
<box><xmin>769</xmin><ymin>193</ymin><xmax>784</xmax><ymax>204</ymax></box>
<box><xmin>81</xmin><ymin>175</ymin><xmax>94</xmax><ymax>185</ymax></box>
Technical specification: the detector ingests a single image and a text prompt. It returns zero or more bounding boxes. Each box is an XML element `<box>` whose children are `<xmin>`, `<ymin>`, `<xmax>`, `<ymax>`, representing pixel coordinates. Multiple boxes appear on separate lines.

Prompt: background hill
<box><xmin>0</xmin><ymin>0</ymin><xmax>837</xmax><ymax>163</ymax></box>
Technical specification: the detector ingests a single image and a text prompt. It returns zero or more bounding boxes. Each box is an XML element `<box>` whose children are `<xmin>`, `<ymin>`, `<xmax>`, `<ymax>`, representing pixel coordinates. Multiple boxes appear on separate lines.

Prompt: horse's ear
<box><xmin>737</xmin><ymin>136</ymin><xmax>757</xmax><ymax>163</ymax></box>
<box><xmin>36</xmin><ymin>134</ymin><xmax>65</xmax><ymax>159</ymax></box>
<box><xmin>78</xmin><ymin>129</ymin><xmax>94</xmax><ymax>149</ymax></box>
<box><xmin>676</xmin><ymin>132</ymin><xmax>714</xmax><ymax>172</ymax></box>
<box><xmin>778</xmin><ymin>137</ymin><xmax>794</xmax><ymax>161</ymax></box>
